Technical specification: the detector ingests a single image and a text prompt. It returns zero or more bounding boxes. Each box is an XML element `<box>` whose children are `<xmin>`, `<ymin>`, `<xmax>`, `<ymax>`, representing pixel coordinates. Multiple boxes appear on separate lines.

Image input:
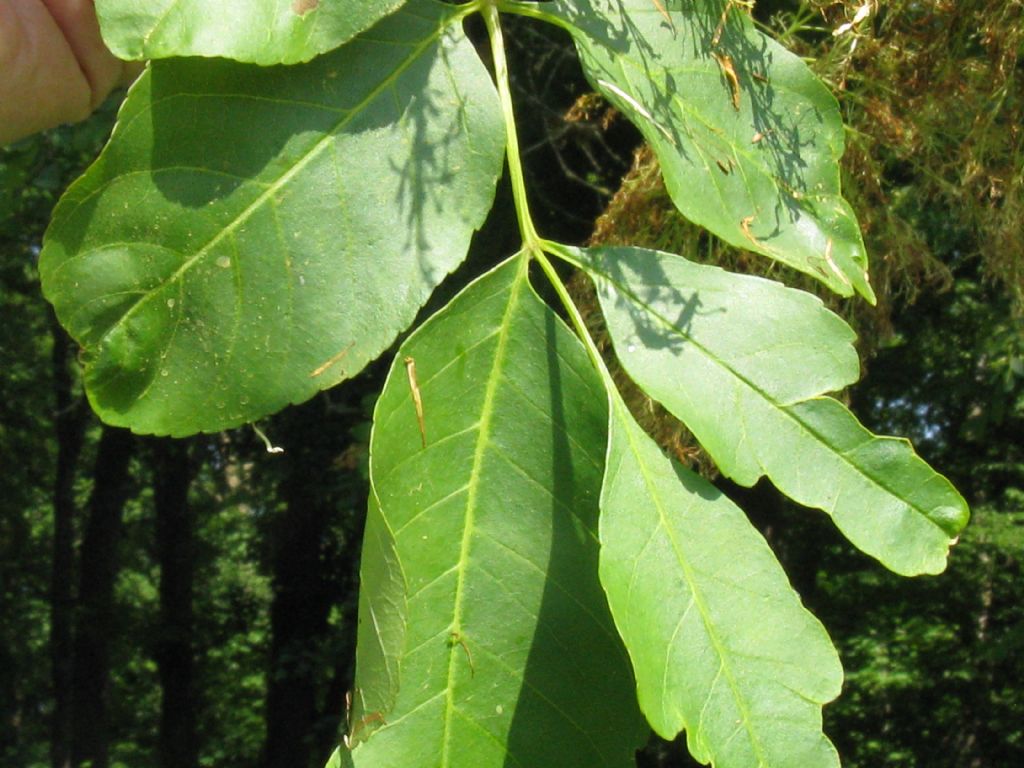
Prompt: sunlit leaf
<box><xmin>95</xmin><ymin>0</ymin><xmax>407</xmax><ymax>64</ymax></box>
<box><xmin>548</xmin><ymin>0</ymin><xmax>875</xmax><ymax>300</ymax></box>
<box><xmin>348</xmin><ymin>256</ymin><xmax>646</xmax><ymax>766</ymax></box>
<box><xmin>572</xmin><ymin>244</ymin><xmax>968</xmax><ymax>575</ymax></box>
<box><xmin>40</xmin><ymin>0</ymin><xmax>504</xmax><ymax>436</ymax></box>
<box><xmin>601</xmin><ymin>395</ymin><xmax>842</xmax><ymax>767</ymax></box>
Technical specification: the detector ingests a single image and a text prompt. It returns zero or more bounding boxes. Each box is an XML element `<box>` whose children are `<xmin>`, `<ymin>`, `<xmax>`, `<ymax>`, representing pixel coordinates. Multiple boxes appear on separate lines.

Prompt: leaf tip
<box><xmin>933</xmin><ymin>503</ymin><xmax>971</xmax><ymax>539</ymax></box>
<box><xmin>857</xmin><ymin>270</ymin><xmax>878</xmax><ymax>305</ymax></box>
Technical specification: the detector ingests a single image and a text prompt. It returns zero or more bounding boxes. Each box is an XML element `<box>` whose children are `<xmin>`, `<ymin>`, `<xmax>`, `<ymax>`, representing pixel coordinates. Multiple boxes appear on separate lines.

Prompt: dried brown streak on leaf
<box><xmin>740</xmin><ymin>215</ymin><xmax>759</xmax><ymax>248</ymax></box>
<box><xmin>712</xmin><ymin>0</ymin><xmax>754</xmax><ymax>48</ymax></box>
<box><xmin>310</xmin><ymin>342</ymin><xmax>354</xmax><ymax>378</ymax></box>
<box><xmin>823</xmin><ymin>239</ymin><xmax>851</xmax><ymax>285</ymax></box>
<box><xmin>651</xmin><ymin>0</ymin><xmax>676</xmax><ymax>33</ymax></box>
<box><xmin>711</xmin><ymin>1</ymin><xmax>730</xmax><ymax>47</ymax></box>
<box><xmin>292</xmin><ymin>0</ymin><xmax>319</xmax><ymax>16</ymax></box>
<box><xmin>345</xmin><ymin>711</ymin><xmax>387</xmax><ymax>748</ymax></box>
<box><xmin>448</xmin><ymin>632</ymin><xmax>475</xmax><ymax>676</ymax></box>
<box><xmin>713</xmin><ymin>52</ymin><xmax>742</xmax><ymax>111</ymax></box>
<box><xmin>404</xmin><ymin>356</ymin><xmax>426</xmax><ymax>448</ymax></box>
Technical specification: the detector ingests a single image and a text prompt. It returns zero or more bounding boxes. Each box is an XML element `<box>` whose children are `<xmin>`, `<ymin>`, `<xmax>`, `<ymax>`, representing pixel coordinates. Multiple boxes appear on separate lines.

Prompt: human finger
<box><xmin>41</xmin><ymin>0</ymin><xmax>129</xmax><ymax>109</ymax></box>
<box><xmin>0</xmin><ymin>0</ymin><xmax>92</xmax><ymax>143</ymax></box>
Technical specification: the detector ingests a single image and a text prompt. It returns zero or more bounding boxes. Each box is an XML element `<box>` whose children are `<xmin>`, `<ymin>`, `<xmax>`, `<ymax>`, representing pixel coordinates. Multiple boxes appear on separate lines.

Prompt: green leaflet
<box><xmin>349</xmin><ymin>256</ymin><xmax>646</xmax><ymax>767</ymax></box>
<box><xmin>40</xmin><ymin>0</ymin><xmax>504</xmax><ymax>436</ymax></box>
<box><xmin>323</xmin><ymin>747</ymin><xmax>352</xmax><ymax>768</ymax></box>
<box><xmin>349</xmin><ymin>490</ymin><xmax>406</xmax><ymax>744</ymax></box>
<box><xmin>95</xmin><ymin>0</ymin><xmax>406</xmax><ymax>64</ymax></box>
<box><xmin>570</xmin><ymin>244</ymin><xmax>968</xmax><ymax>575</ymax></box>
<box><xmin>601</xmin><ymin>396</ymin><xmax>842</xmax><ymax>767</ymax></box>
<box><xmin>546</xmin><ymin>0</ymin><xmax>875</xmax><ymax>301</ymax></box>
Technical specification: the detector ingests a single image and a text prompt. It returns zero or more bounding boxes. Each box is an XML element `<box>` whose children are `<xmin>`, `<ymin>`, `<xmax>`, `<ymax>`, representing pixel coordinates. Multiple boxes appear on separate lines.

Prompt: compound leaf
<box><xmin>601</xmin><ymin>395</ymin><xmax>842</xmax><ymax>767</ymax></box>
<box><xmin>348</xmin><ymin>255</ymin><xmax>646</xmax><ymax>767</ymax></box>
<box><xmin>548</xmin><ymin>0</ymin><xmax>874</xmax><ymax>300</ymax></box>
<box><xmin>41</xmin><ymin>0</ymin><xmax>504</xmax><ymax>436</ymax></box>
<box><xmin>96</xmin><ymin>0</ymin><xmax>407</xmax><ymax>64</ymax></box>
<box><xmin>573</xmin><ymin>244</ymin><xmax>968</xmax><ymax>575</ymax></box>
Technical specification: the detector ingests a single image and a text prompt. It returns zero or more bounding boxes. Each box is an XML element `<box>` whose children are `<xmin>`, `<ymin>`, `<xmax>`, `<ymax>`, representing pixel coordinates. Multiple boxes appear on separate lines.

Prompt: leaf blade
<box><xmin>41</xmin><ymin>0</ymin><xmax>505</xmax><ymax>436</ymax></box>
<box><xmin>601</xmin><ymin>398</ymin><xmax>842</xmax><ymax>767</ymax></box>
<box><xmin>349</xmin><ymin>489</ymin><xmax>407</xmax><ymax>744</ymax></box>
<box><xmin>95</xmin><ymin>0</ymin><xmax>408</xmax><ymax>64</ymax></box>
<box><xmin>548</xmin><ymin>0</ymin><xmax>874</xmax><ymax>300</ymax></box>
<box><xmin>573</xmin><ymin>244</ymin><xmax>968</xmax><ymax>575</ymax></box>
<box><xmin>350</xmin><ymin>256</ymin><xmax>646</xmax><ymax>766</ymax></box>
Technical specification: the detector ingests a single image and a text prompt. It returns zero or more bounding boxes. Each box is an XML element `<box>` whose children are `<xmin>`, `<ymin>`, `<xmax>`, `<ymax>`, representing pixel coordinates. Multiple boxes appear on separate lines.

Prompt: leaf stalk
<box><xmin>482</xmin><ymin>0</ymin><xmax>542</xmax><ymax>253</ymax></box>
<box><xmin>482</xmin><ymin>1</ymin><xmax>621</xmax><ymax>405</ymax></box>
<box><xmin>534</xmin><ymin>246</ymin><xmax>617</xmax><ymax>391</ymax></box>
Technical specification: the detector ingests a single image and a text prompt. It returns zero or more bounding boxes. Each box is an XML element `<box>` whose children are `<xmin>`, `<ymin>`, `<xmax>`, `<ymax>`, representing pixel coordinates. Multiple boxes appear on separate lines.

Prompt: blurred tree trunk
<box><xmin>49</xmin><ymin>322</ymin><xmax>86</xmax><ymax>768</ymax></box>
<box><xmin>152</xmin><ymin>438</ymin><xmax>199</xmax><ymax>768</ymax></box>
<box><xmin>71</xmin><ymin>426</ymin><xmax>135</xmax><ymax>768</ymax></box>
<box><xmin>261</xmin><ymin>402</ymin><xmax>345</xmax><ymax>768</ymax></box>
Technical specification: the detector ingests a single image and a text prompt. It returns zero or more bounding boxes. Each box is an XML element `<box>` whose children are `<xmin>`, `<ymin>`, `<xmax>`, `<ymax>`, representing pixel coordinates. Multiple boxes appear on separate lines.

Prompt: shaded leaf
<box><xmin>548</xmin><ymin>0</ymin><xmax>874</xmax><ymax>300</ymax></box>
<box><xmin>96</xmin><ymin>0</ymin><xmax>407</xmax><ymax>64</ymax></box>
<box><xmin>573</xmin><ymin>244</ymin><xmax>968</xmax><ymax>575</ymax></box>
<box><xmin>349</xmin><ymin>491</ymin><xmax>406</xmax><ymax>744</ymax></box>
<box><xmin>349</xmin><ymin>256</ymin><xmax>646</xmax><ymax>766</ymax></box>
<box><xmin>41</xmin><ymin>0</ymin><xmax>504</xmax><ymax>436</ymax></box>
<box><xmin>323</xmin><ymin>747</ymin><xmax>352</xmax><ymax>768</ymax></box>
<box><xmin>602</xmin><ymin>395</ymin><xmax>842</xmax><ymax>767</ymax></box>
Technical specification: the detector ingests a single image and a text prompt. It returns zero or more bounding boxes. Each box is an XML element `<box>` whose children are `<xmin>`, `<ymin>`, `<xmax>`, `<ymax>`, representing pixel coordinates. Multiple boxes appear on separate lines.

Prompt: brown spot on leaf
<box><xmin>740</xmin><ymin>216</ymin><xmax>760</xmax><ymax>247</ymax></box>
<box><xmin>292</xmin><ymin>0</ymin><xmax>319</xmax><ymax>16</ymax></box>
<box><xmin>713</xmin><ymin>52</ymin><xmax>742</xmax><ymax>111</ymax></box>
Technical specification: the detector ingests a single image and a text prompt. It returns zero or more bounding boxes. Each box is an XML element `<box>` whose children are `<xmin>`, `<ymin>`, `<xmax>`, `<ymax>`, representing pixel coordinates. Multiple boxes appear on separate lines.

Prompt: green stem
<box><xmin>482</xmin><ymin>2</ymin><xmax>616</xmax><ymax>392</ymax></box>
<box><xmin>494</xmin><ymin>1</ymin><xmax>572</xmax><ymax>31</ymax></box>
<box><xmin>534</xmin><ymin>248</ymin><xmax>617</xmax><ymax>387</ymax></box>
<box><xmin>482</xmin><ymin>1</ymin><xmax>541</xmax><ymax>252</ymax></box>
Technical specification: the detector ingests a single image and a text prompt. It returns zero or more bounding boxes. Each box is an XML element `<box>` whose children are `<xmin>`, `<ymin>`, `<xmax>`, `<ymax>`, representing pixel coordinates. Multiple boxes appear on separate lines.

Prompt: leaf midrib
<box><xmin>439</xmin><ymin>257</ymin><xmax>526</xmax><ymax>767</ymax></box>
<box><xmin>612</xmin><ymin>401</ymin><xmax>769</xmax><ymax>764</ymax></box>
